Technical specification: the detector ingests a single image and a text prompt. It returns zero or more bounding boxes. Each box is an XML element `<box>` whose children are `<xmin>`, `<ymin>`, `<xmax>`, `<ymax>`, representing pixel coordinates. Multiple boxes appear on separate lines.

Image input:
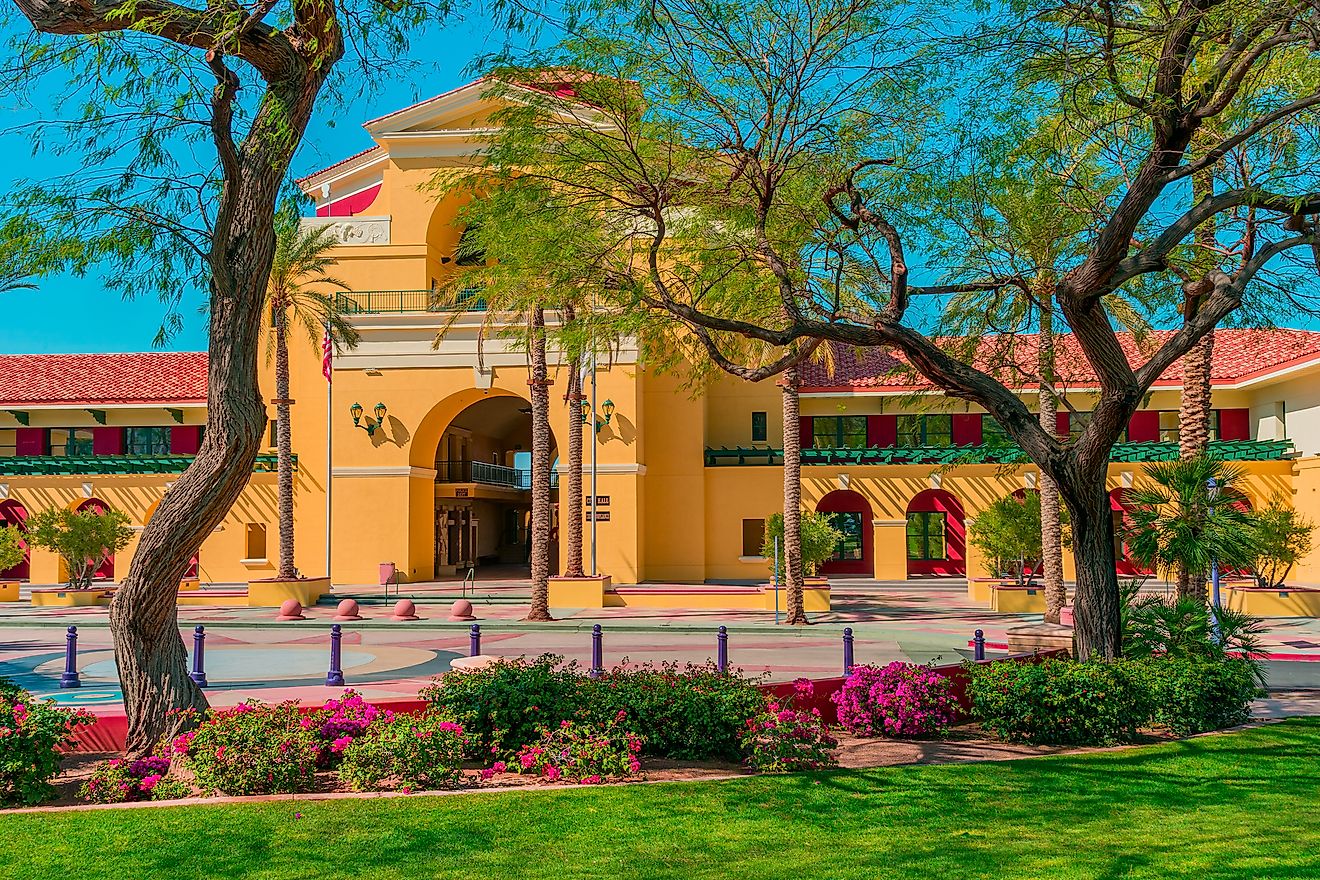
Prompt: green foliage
<box><xmin>1122</xmin><ymin>456</ymin><xmax>1257</xmax><ymax>586</ymax></box>
<box><xmin>763</xmin><ymin>511</ymin><xmax>844</xmax><ymax>579</ymax></box>
<box><xmin>338</xmin><ymin>711</ymin><xmax>468</xmax><ymax>792</ymax></box>
<box><xmin>79</xmin><ymin>755</ymin><xmax>173</xmax><ymax>804</ymax></box>
<box><xmin>1123</xmin><ymin>594</ymin><xmax>1265</xmax><ymax>663</ymax></box>
<box><xmin>741</xmin><ymin>690</ymin><xmax>838</xmax><ymax>773</ymax></box>
<box><xmin>1248</xmin><ymin>497</ymin><xmax>1315</xmax><ymax>589</ymax></box>
<box><xmin>24</xmin><ymin>507</ymin><xmax>133</xmax><ymax>589</ymax></box>
<box><xmin>1131</xmin><ymin>658</ymin><xmax>1260</xmax><ymax>737</ymax></box>
<box><xmin>172</xmin><ymin>702</ymin><xmax>319</xmax><ymax>796</ymax></box>
<box><xmin>968</xmin><ymin>493</ymin><xmax>1043</xmax><ymax>581</ymax></box>
<box><xmin>265</xmin><ymin>201</ymin><xmax>361</xmax><ymax>357</ymax></box>
<box><xmin>421</xmin><ymin>656</ymin><xmax>766</xmax><ymax>762</ymax></box>
<box><xmin>0</xmin><ymin>526</ymin><xmax>25</xmax><ymax>575</ymax></box>
<box><xmin>0</xmin><ymin>678</ymin><xmax>94</xmax><ymax>806</ymax></box>
<box><xmin>513</xmin><ymin>716</ymin><xmax>644</xmax><ymax>783</ymax></box>
<box><xmin>966</xmin><ymin>658</ymin><xmax>1154</xmax><ymax>746</ymax></box>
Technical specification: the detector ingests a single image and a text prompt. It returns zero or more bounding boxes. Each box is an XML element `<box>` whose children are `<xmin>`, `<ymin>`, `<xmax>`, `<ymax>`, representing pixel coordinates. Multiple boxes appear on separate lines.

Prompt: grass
<box><xmin>5</xmin><ymin>719</ymin><xmax>1320</xmax><ymax>880</ymax></box>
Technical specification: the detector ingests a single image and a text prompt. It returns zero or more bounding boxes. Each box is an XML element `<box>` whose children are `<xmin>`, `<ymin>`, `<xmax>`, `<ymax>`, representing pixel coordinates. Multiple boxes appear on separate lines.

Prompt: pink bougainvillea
<box><xmin>831</xmin><ymin>662</ymin><xmax>958</xmax><ymax>738</ymax></box>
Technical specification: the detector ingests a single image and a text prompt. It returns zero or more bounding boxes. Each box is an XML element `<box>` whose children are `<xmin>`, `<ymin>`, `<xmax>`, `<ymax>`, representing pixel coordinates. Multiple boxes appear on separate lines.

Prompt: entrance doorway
<box><xmin>816</xmin><ymin>490</ymin><xmax>873</xmax><ymax>576</ymax></box>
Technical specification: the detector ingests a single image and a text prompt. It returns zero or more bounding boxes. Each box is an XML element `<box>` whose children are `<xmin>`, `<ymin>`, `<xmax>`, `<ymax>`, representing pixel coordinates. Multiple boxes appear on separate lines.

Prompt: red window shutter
<box><xmin>952</xmin><ymin>414</ymin><xmax>982</xmax><ymax>446</ymax></box>
<box><xmin>170</xmin><ymin>425</ymin><xmax>203</xmax><ymax>454</ymax></box>
<box><xmin>1217</xmin><ymin>408</ymin><xmax>1250</xmax><ymax>441</ymax></box>
<box><xmin>15</xmin><ymin>428</ymin><xmax>46</xmax><ymax>456</ymax></box>
<box><xmin>1055</xmin><ymin>412</ymin><xmax>1070</xmax><ymax>438</ymax></box>
<box><xmin>92</xmin><ymin>428</ymin><xmax>123</xmax><ymax>455</ymax></box>
<box><xmin>866</xmin><ymin>414</ymin><xmax>897</xmax><ymax>448</ymax></box>
<box><xmin>1127</xmin><ymin>411</ymin><xmax>1159</xmax><ymax>442</ymax></box>
<box><xmin>798</xmin><ymin>417</ymin><xmax>813</xmax><ymax>450</ymax></box>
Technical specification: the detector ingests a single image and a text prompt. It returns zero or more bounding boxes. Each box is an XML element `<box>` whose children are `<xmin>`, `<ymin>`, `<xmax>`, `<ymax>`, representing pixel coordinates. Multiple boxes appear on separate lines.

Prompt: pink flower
<box><xmin>544</xmin><ymin>766</ymin><xmax>561</xmax><ymax>782</ymax></box>
<box><xmin>331</xmin><ymin>736</ymin><xmax>353</xmax><ymax>753</ymax></box>
<box><xmin>491</xmin><ymin>761</ymin><xmax>506</xmax><ymax>773</ymax></box>
<box><xmin>139</xmin><ymin>774</ymin><xmax>162</xmax><ymax>792</ymax></box>
<box><xmin>299</xmin><ymin>717</ymin><xmax>313</xmax><ymax>729</ymax></box>
<box><xmin>214</xmin><ymin>747</ymin><xmax>225</xmax><ymax>759</ymax></box>
<box><xmin>480</xmin><ymin>768</ymin><xmax>495</xmax><ymax>781</ymax></box>
<box><xmin>519</xmin><ymin>753</ymin><xmax>537</xmax><ymax>770</ymax></box>
<box><xmin>628</xmin><ymin>759</ymin><xmax>641</xmax><ymax>774</ymax></box>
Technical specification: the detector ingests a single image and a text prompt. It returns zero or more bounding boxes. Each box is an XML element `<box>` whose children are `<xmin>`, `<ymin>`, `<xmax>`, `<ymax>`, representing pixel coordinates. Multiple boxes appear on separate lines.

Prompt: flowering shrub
<box><xmin>514</xmin><ymin>713</ymin><xmax>643</xmax><ymax>783</ymax></box>
<box><xmin>305</xmin><ymin>691</ymin><xmax>393</xmax><ymax>764</ymax></box>
<box><xmin>172</xmin><ymin>701</ymin><xmax>319</xmax><ymax>795</ymax></box>
<box><xmin>338</xmin><ymin>711</ymin><xmax>467</xmax><ymax>792</ymax></box>
<box><xmin>741</xmin><ymin>680</ymin><xmax>838</xmax><ymax>772</ymax></box>
<box><xmin>832</xmin><ymin>662</ymin><xmax>959</xmax><ymax>738</ymax></box>
<box><xmin>80</xmin><ymin>755</ymin><xmax>179</xmax><ymax>804</ymax></box>
<box><xmin>0</xmin><ymin>678</ymin><xmax>94</xmax><ymax>805</ymax></box>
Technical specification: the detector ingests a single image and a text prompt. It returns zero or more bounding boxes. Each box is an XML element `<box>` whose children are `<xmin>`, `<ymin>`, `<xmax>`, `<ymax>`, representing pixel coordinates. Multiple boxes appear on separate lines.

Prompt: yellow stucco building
<box><xmin>4</xmin><ymin>78</ymin><xmax>1320</xmax><ymax>618</ymax></box>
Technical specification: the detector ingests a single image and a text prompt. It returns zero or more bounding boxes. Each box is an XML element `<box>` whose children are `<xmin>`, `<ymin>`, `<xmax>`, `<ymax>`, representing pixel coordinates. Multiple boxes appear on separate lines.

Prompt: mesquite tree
<box><xmin>1</xmin><ymin>0</ymin><xmax>523</xmax><ymax>752</ymax></box>
<box><xmin>464</xmin><ymin>0</ymin><xmax>1320</xmax><ymax>659</ymax></box>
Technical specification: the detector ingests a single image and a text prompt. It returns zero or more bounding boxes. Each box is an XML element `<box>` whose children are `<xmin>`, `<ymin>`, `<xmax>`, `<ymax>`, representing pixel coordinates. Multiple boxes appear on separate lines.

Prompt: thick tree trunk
<box><xmin>1060</xmin><ymin>467</ymin><xmax>1123</xmax><ymax>660</ymax></box>
<box><xmin>1037</xmin><ymin>297</ymin><xmax>1067</xmax><ymax>623</ymax></box>
<box><xmin>274</xmin><ymin>307</ymin><xmax>298</xmax><ymax>580</ymax></box>
<box><xmin>527</xmin><ymin>306</ymin><xmax>554</xmax><ymax>620</ymax></box>
<box><xmin>781</xmin><ymin>364</ymin><xmax>807</xmax><ymax>625</ymax></box>
<box><xmin>563</xmin><ymin>307</ymin><xmax>585</xmax><ymax>579</ymax></box>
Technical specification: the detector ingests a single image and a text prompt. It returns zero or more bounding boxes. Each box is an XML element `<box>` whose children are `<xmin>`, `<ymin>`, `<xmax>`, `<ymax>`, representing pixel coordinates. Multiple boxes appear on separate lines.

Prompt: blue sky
<box><xmin>0</xmin><ymin>14</ymin><xmax>527</xmax><ymax>355</ymax></box>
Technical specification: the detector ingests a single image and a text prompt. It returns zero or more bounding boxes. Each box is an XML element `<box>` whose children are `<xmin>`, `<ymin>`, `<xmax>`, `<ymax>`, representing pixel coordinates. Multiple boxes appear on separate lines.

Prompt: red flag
<box><xmin>322</xmin><ymin>327</ymin><xmax>333</xmax><ymax>383</ymax></box>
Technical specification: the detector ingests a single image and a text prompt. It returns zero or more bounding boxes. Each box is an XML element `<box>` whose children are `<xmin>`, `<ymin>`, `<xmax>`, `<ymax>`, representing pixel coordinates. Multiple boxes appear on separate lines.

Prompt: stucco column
<box><xmin>962</xmin><ymin>515</ymin><xmax>993</xmax><ymax>580</ymax></box>
<box><xmin>872</xmin><ymin>518</ymin><xmax>908</xmax><ymax>581</ymax></box>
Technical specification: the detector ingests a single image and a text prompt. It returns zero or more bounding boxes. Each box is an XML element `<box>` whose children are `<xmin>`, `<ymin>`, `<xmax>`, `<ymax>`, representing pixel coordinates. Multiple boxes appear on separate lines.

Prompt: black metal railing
<box><xmin>335</xmin><ymin>287</ymin><xmax>486</xmax><ymax>315</ymax></box>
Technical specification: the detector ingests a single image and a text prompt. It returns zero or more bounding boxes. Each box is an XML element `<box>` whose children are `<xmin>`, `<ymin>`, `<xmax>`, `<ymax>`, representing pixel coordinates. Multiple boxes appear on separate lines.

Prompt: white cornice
<box><xmin>554</xmin><ymin>462</ymin><xmax>646</xmax><ymax>476</ymax></box>
<box><xmin>333</xmin><ymin>466</ymin><xmax>438</xmax><ymax>479</ymax></box>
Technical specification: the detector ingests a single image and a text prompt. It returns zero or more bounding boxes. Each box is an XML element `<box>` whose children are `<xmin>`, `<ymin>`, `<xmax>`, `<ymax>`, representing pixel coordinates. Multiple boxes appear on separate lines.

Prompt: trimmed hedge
<box><xmin>421</xmin><ymin>656</ymin><xmax>765</xmax><ymax>761</ymax></box>
<box><xmin>966</xmin><ymin>656</ymin><xmax>1261</xmax><ymax>745</ymax></box>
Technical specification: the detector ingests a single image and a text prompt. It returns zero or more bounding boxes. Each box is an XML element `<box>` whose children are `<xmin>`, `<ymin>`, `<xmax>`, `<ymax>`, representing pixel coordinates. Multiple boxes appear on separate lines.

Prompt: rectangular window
<box><xmin>1068</xmin><ymin>411</ymin><xmax>1094</xmax><ymax>441</ymax></box>
<box><xmin>268</xmin><ymin>419</ymin><xmax>279</xmax><ymax>448</ymax></box>
<box><xmin>981</xmin><ymin>417</ymin><xmax>1012</xmax><ymax>447</ymax></box>
<box><xmin>811</xmin><ymin>416</ymin><xmax>867</xmax><ymax>450</ymax></box>
<box><xmin>244</xmin><ymin>523</ymin><xmax>268</xmax><ymax>561</ymax></box>
<box><xmin>50</xmin><ymin>428</ymin><xmax>95</xmax><ymax>456</ymax></box>
<box><xmin>906</xmin><ymin>511</ymin><xmax>947</xmax><ymax>560</ymax></box>
<box><xmin>1158</xmin><ymin>411</ymin><xmax>1179</xmax><ymax>443</ymax></box>
<box><xmin>827</xmin><ymin>511</ymin><xmax>865</xmax><ymax>561</ymax></box>
<box><xmin>896</xmin><ymin>414</ymin><xmax>953</xmax><ymax>447</ymax></box>
<box><xmin>126</xmin><ymin>427</ymin><xmax>171</xmax><ymax>456</ymax></box>
<box><xmin>0</xmin><ymin>429</ymin><xmax>15</xmax><ymax>457</ymax></box>
<box><xmin>751</xmin><ymin>411</ymin><xmax>768</xmax><ymax>443</ymax></box>
<box><xmin>741</xmin><ymin>518</ymin><xmax>766</xmax><ymax>557</ymax></box>
<box><xmin>1209</xmin><ymin>410</ymin><xmax>1222</xmax><ymax>442</ymax></box>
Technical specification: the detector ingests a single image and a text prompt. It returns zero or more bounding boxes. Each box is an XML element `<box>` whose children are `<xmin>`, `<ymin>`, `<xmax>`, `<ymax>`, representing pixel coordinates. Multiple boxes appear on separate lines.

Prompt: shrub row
<box><xmin>965</xmin><ymin>656</ymin><xmax>1260</xmax><ymax>745</ymax></box>
<box><xmin>420</xmin><ymin>656</ymin><xmax>765</xmax><ymax>761</ymax></box>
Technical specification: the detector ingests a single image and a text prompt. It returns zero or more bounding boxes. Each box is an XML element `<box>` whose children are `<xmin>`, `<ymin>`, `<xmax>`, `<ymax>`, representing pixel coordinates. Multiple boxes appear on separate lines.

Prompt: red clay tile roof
<box><xmin>800</xmin><ymin>329</ymin><xmax>1320</xmax><ymax>392</ymax></box>
<box><xmin>0</xmin><ymin>352</ymin><xmax>207</xmax><ymax>407</ymax></box>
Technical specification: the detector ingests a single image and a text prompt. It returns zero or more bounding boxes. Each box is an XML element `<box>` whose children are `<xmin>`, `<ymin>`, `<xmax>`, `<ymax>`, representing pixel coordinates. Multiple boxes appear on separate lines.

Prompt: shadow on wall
<box><xmin>370</xmin><ymin>416</ymin><xmax>412</xmax><ymax>449</ymax></box>
<box><xmin>602</xmin><ymin>413</ymin><xmax>638</xmax><ymax>446</ymax></box>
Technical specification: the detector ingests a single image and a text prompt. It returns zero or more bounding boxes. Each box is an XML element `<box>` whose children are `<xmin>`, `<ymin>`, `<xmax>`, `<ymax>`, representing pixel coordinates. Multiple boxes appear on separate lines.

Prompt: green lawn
<box><xmin>6</xmin><ymin>719</ymin><xmax>1320</xmax><ymax>880</ymax></box>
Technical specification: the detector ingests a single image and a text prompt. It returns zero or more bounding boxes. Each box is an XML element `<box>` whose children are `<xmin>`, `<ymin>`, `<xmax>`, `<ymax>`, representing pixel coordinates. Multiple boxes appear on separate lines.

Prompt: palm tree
<box><xmin>264</xmin><ymin>213</ymin><xmax>360</xmax><ymax>580</ymax></box>
<box><xmin>561</xmin><ymin>305</ymin><xmax>587</xmax><ymax>580</ymax></box>
<box><xmin>780</xmin><ymin>362</ymin><xmax>808</xmax><ymax>625</ymax></box>
<box><xmin>1122</xmin><ymin>456</ymin><xmax>1256</xmax><ymax>599</ymax></box>
<box><xmin>526</xmin><ymin>305</ymin><xmax>554</xmax><ymax>620</ymax></box>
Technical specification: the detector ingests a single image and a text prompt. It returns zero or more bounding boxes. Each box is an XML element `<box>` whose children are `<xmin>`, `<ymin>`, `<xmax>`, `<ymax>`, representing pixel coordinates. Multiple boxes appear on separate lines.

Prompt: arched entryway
<box><xmin>77</xmin><ymin>498</ymin><xmax>116</xmax><ymax>581</ymax></box>
<box><xmin>1109</xmin><ymin>488</ymin><xmax>1148</xmax><ymax>577</ymax></box>
<box><xmin>427</xmin><ymin>395</ymin><xmax>558</xmax><ymax>577</ymax></box>
<box><xmin>905</xmin><ymin>489</ymin><xmax>966</xmax><ymax>577</ymax></box>
<box><xmin>816</xmin><ymin>490</ymin><xmax>873</xmax><ymax>576</ymax></box>
<box><xmin>0</xmin><ymin>500</ymin><xmax>28</xmax><ymax>580</ymax></box>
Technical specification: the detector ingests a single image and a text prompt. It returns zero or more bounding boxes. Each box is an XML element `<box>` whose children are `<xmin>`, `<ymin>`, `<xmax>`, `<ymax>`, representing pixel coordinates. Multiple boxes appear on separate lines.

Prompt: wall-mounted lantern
<box><xmin>583</xmin><ymin>399</ymin><xmax>616</xmax><ymax>433</ymax></box>
<box><xmin>351</xmin><ymin>401</ymin><xmax>388</xmax><ymax>437</ymax></box>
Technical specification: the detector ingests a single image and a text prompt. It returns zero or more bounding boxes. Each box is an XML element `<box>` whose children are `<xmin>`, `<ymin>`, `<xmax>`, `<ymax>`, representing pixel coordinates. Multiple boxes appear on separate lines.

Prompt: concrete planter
<box><xmin>30</xmin><ymin>588</ymin><xmax>112</xmax><ymax>607</ymax></box>
<box><xmin>0</xmin><ymin>581</ymin><xmax>19</xmax><ymax>603</ymax></box>
<box><xmin>1224</xmin><ymin>584</ymin><xmax>1320</xmax><ymax>618</ymax></box>
<box><xmin>247</xmin><ymin>576</ymin><xmax>330</xmax><ymax>608</ymax></box>
<box><xmin>990</xmin><ymin>582</ymin><xmax>1046</xmax><ymax>613</ymax></box>
<box><xmin>548</xmin><ymin>575</ymin><xmax>613</xmax><ymax>609</ymax></box>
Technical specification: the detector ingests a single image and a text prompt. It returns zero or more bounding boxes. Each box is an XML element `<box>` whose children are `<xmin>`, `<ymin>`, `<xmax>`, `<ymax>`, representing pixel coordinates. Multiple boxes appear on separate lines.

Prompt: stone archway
<box><xmin>816</xmin><ymin>490</ymin><xmax>873</xmax><ymax>576</ymax></box>
<box><xmin>0</xmin><ymin>500</ymin><xmax>28</xmax><ymax>580</ymax></box>
<box><xmin>905</xmin><ymin>489</ymin><xmax>966</xmax><ymax>577</ymax></box>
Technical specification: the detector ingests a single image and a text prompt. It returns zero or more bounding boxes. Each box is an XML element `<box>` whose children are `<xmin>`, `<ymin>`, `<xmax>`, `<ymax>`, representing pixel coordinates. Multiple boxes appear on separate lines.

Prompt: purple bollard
<box><xmin>717</xmin><ymin>625</ymin><xmax>728</xmax><ymax>674</ymax></box>
<box><xmin>590</xmin><ymin>624</ymin><xmax>603</xmax><ymax>679</ymax></box>
<box><xmin>59</xmin><ymin>625</ymin><xmax>81</xmax><ymax>689</ymax></box>
<box><xmin>973</xmin><ymin>628</ymin><xmax>986</xmax><ymax>662</ymax></box>
<box><xmin>326</xmin><ymin>624</ymin><xmax>345</xmax><ymax>686</ymax></box>
<box><xmin>189</xmin><ymin>625</ymin><xmax>208</xmax><ymax>688</ymax></box>
<box><xmin>843</xmin><ymin>627</ymin><xmax>855</xmax><ymax>676</ymax></box>
<box><xmin>469</xmin><ymin>623</ymin><xmax>481</xmax><ymax>657</ymax></box>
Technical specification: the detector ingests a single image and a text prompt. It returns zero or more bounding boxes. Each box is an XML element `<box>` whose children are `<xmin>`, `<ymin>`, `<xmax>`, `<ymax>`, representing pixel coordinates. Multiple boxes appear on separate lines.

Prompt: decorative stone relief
<box><xmin>299</xmin><ymin>216</ymin><xmax>391</xmax><ymax>245</ymax></box>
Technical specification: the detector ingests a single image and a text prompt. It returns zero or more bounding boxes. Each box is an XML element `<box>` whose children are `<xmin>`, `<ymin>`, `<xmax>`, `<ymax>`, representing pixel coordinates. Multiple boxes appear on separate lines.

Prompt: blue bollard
<box><xmin>469</xmin><ymin>623</ymin><xmax>481</xmax><ymax>657</ymax></box>
<box><xmin>326</xmin><ymin>624</ymin><xmax>345</xmax><ymax>686</ymax></box>
<box><xmin>843</xmin><ymin>627</ymin><xmax>855</xmax><ymax>676</ymax></box>
<box><xmin>189</xmin><ymin>624</ymin><xmax>208</xmax><ymax>687</ymax></box>
<box><xmin>60</xmin><ymin>625</ymin><xmax>81</xmax><ymax>689</ymax></box>
<box><xmin>590</xmin><ymin>624</ymin><xmax>603</xmax><ymax>679</ymax></box>
<box><xmin>717</xmin><ymin>625</ymin><xmax>728</xmax><ymax>674</ymax></box>
<box><xmin>973</xmin><ymin>628</ymin><xmax>986</xmax><ymax>661</ymax></box>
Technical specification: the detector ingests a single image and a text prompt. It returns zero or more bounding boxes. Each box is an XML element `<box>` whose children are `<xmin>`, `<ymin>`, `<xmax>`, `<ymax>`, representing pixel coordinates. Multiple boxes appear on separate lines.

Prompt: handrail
<box><xmin>335</xmin><ymin>287</ymin><xmax>486</xmax><ymax>315</ymax></box>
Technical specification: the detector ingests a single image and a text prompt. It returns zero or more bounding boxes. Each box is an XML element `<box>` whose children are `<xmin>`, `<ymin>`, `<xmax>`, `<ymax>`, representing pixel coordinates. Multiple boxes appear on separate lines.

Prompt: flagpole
<box><xmin>590</xmin><ymin>351</ymin><xmax>598</xmax><ymax>577</ymax></box>
<box><xmin>324</xmin><ymin>326</ymin><xmax>333</xmax><ymax>582</ymax></box>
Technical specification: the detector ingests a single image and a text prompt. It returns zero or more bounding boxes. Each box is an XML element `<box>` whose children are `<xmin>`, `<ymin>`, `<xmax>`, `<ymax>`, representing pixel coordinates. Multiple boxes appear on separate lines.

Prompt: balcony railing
<box><xmin>335</xmin><ymin>288</ymin><xmax>487</xmax><ymax>315</ymax></box>
<box><xmin>0</xmin><ymin>453</ymin><xmax>287</xmax><ymax>477</ymax></box>
<box><xmin>703</xmin><ymin>439</ymin><xmax>1295</xmax><ymax>467</ymax></box>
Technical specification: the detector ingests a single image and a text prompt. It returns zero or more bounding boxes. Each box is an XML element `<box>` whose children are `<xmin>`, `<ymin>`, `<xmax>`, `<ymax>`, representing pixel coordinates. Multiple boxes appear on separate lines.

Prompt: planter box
<box><xmin>0</xmin><ymin>581</ymin><xmax>19</xmax><ymax>603</ymax></box>
<box><xmin>967</xmin><ymin>579</ymin><xmax>996</xmax><ymax>605</ymax></box>
<box><xmin>1224</xmin><ymin>585</ymin><xmax>1320</xmax><ymax>618</ymax></box>
<box><xmin>760</xmin><ymin>584</ymin><xmax>831</xmax><ymax>612</ymax></box>
<box><xmin>178</xmin><ymin>578</ymin><xmax>201</xmax><ymax>592</ymax></box>
<box><xmin>30</xmin><ymin>588</ymin><xmax>112</xmax><ymax>608</ymax></box>
<box><xmin>990</xmin><ymin>583</ymin><xmax>1046</xmax><ymax>614</ymax></box>
<box><xmin>549</xmin><ymin>575</ymin><xmax>612</xmax><ymax>609</ymax></box>
<box><xmin>247</xmin><ymin>576</ymin><xmax>330</xmax><ymax>608</ymax></box>
<box><xmin>1006</xmin><ymin>622</ymin><xmax>1075</xmax><ymax>656</ymax></box>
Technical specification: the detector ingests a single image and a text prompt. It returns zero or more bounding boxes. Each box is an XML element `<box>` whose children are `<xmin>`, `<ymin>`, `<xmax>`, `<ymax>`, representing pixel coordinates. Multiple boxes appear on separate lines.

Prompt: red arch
<box><xmin>1109</xmin><ymin>489</ymin><xmax>1151</xmax><ymax>577</ymax></box>
<box><xmin>0</xmin><ymin>500</ymin><xmax>29</xmax><ymax>580</ymax></box>
<box><xmin>906</xmin><ymin>489</ymin><xmax>966</xmax><ymax>577</ymax></box>
<box><xmin>76</xmin><ymin>498</ymin><xmax>116</xmax><ymax>581</ymax></box>
<box><xmin>816</xmin><ymin>490</ymin><xmax>873</xmax><ymax>576</ymax></box>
